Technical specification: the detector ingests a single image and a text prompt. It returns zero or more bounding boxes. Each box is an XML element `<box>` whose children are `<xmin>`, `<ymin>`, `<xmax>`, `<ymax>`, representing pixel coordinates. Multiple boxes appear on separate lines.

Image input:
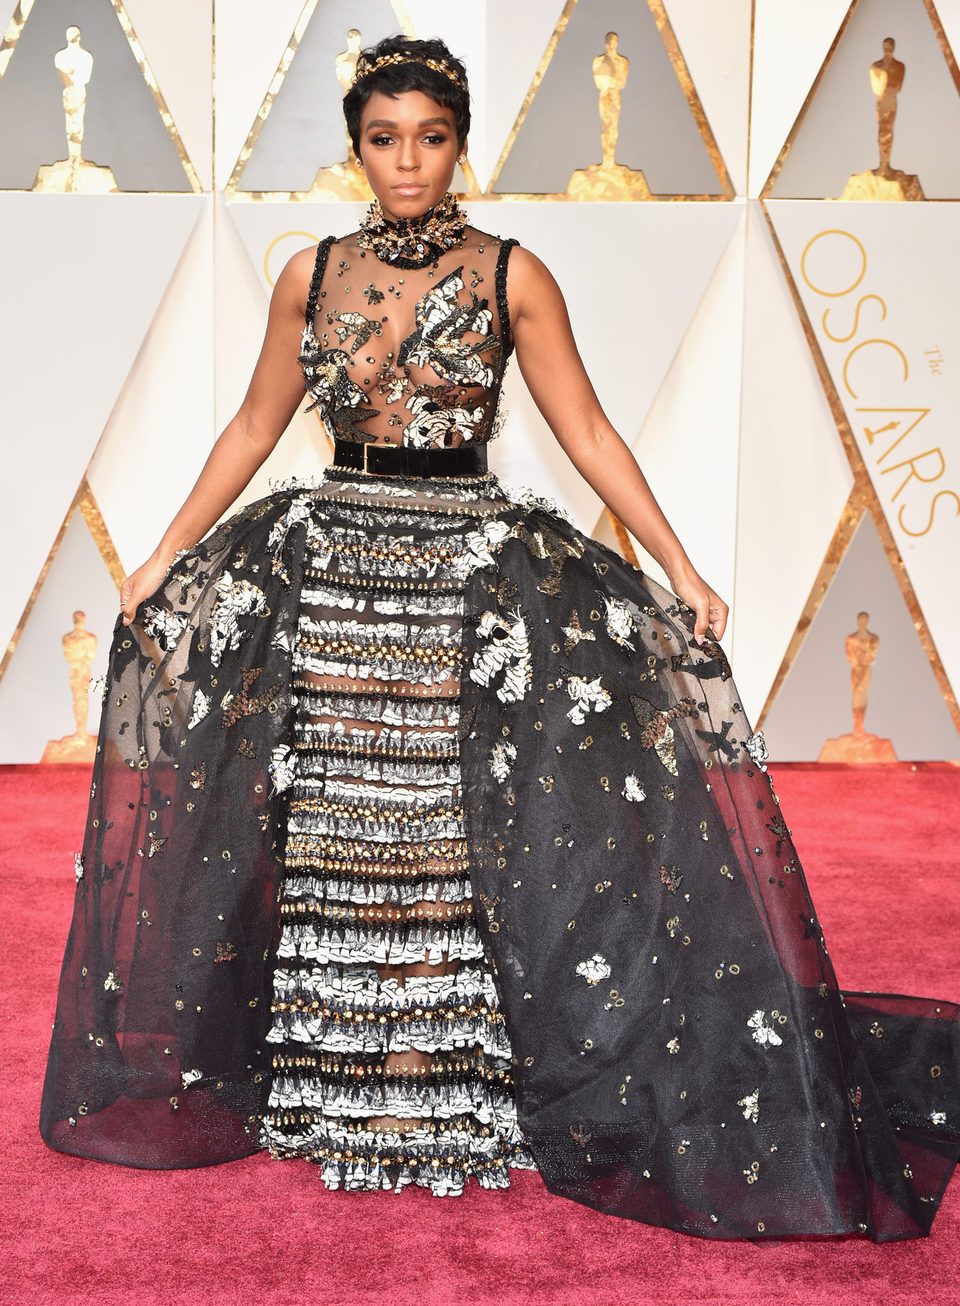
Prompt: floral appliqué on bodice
<box><xmin>299</xmin><ymin>226</ymin><xmax>517</xmax><ymax>449</ymax></box>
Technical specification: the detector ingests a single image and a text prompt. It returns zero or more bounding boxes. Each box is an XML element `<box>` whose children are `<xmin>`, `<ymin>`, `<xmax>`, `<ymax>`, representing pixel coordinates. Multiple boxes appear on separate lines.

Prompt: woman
<box><xmin>40</xmin><ymin>34</ymin><xmax>958</xmax><ymax>1240</ymax></box>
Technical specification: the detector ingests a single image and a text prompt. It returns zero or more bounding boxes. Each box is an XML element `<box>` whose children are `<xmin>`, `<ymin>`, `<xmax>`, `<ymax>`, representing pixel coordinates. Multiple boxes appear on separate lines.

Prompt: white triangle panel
<box><xmin>213</xmin><ymin>0</ymin><xmax>307</xmax><ymax>188</ymax></box>
<box><xmin>226</xmin><ymin>196</ymin><xmax>364</xmax><ymax>295</ymax></box>
<box><xmin>479</xmin><ymin>2</ymin><xmax>571</xmax><ymax>195</ymax></box>
<box><xmin>749</xmin><ymin>0</ymin><xmax>853</xmax><ymax>196</ymax></box>
<box><xmin>490</xmin><ymin>201</ymin><xmax>743</xmax><ymax>533</ymax></box>
<box><xmin>938</xmin><ymin>0</ymin><xmax>960</xmax><ymax>64</ymax></box>
<box><xmin>768</xmin><ymin>199</ymin><xmax>960</xmax><ymax>710</ymax></box>
<box><xmin>0</xmin><ymin>194</ymin><xmax>203</xmax><ymax>658</ymax></box>
<box><xmin>123</xmin><ymin>0</ymin><xmax>213</xmax><ymax>189</ymax></box>
<box><xmin>87</xmin><ymin>198</ymin><xmax>215</xmax><ymax>573</ymax></box>
<box><xmin>662</xmin><ymin>0</ymin><xmax>751</xmax><ymax>195</ymax></box>
<box><xmin>606</xmin><ymin>205</ymin><xmax>746</xmax><ymax>652</ymax></box>
<box><xmin>403</xmin><ymin>2</ymin><xmax>489</xmax><ymax>183</ymax></box>
<box><xmin>218</xmin><ymin>196</ymin><xmax>332</xmax><ymax>501</ymax></box>
<box><xmin>733</xmin><ymin>200</ymin><xmax>852</xmax><ymax>722</ymax></box>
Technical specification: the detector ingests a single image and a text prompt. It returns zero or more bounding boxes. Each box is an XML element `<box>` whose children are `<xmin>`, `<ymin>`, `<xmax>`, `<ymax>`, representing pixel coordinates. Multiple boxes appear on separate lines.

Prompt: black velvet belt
<box><xmin>331</xmin><ymin>437</ymin><xmax>488</xmax><ymax>479</ymax></box>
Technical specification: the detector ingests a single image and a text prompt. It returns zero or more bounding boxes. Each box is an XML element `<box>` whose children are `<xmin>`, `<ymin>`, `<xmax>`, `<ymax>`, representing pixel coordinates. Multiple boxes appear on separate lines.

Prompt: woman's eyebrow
<box><xmin>365</xmin><ymin>117</ymin><xmax>451</xmax><ymax>129</ymax></box>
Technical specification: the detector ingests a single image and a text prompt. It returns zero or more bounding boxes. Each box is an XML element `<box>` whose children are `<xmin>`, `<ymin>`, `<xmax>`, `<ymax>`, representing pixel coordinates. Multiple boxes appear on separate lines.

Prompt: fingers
<box><xmin>693</xmin><ymin>598</ymin><xmax>710</xmax><ymax>645</ymax></box>
<box><xmin>706</xmin><ymin>593</ymin><xmax>729</xmax><ymax>642</ymax></box>
<box><xmin>691</xmin><ymin>591</ymin><xmax>729</xmax><ymax>645</ymax></box>
<box><xmin>119</xmin><ymin>579</ymin><xmax>136</xmax><ymax>627</ymax></box>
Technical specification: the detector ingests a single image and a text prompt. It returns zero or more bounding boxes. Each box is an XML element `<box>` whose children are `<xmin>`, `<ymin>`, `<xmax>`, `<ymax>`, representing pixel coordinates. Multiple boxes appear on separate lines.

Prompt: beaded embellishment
<box><xmin>357</xmin><ymin>191</ymin><xmax>468</xmax><ymax>270</ymax></box>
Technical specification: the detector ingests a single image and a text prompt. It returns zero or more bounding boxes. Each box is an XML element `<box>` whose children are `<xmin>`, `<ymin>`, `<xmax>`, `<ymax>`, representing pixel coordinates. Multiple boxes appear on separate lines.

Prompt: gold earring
<box><xmin>354</xmin><ymin>156</ymin><xmax>363</xmax><ymax>168</ymax></box>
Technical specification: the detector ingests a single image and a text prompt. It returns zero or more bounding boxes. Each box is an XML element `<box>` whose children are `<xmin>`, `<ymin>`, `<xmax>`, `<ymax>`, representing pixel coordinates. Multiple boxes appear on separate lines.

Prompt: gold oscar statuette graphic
<box><xmin>840</xmin><ymin>36</ymin><xmax>924</xmax><ymax>201</ymax></box>
<box><xmin>307</xmin><ymin>27</ymin><xmax>373</xmax><ymax>202</ymax></box>
<box><xmin>41</xmin><ymin>611</ymin><xmax>99</xmax><ymax>763</ymax></box>
<box><xmin>818</xmin><ymin>611</ymin><xmax>898</xmax><ymax>762</ymax></box>
<box><xmin>32</xmin><ymin>26</ymin><xmax>118</xmax><ymax>193</ymax></box>
<box><xmin>567</xmin><ymin>32</ymin><xmax>652</xmax><ymax>201</ymax></box>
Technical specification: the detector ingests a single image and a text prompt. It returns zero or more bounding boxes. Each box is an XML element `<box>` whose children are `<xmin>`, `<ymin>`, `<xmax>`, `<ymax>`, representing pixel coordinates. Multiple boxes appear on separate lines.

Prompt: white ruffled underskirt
<box><xmin>262</xmin><ymin>495</ymin><xmax>534</xmax><ymax>1195</ymax></box>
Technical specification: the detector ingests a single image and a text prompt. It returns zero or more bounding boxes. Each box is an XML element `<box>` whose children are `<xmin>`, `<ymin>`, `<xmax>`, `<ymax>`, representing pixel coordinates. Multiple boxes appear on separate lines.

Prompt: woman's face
<box><xmin>357</xmin><ymin>89</ymin><xmax>461</xmax><ymax>222</ymax></box>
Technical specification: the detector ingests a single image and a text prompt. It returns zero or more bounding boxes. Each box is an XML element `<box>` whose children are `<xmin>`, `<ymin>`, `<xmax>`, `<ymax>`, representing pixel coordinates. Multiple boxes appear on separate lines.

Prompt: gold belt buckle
<box><xmin>363</xmin><ymin>440</ymin><xmax>403</xmax><ymax>475</ymax></box>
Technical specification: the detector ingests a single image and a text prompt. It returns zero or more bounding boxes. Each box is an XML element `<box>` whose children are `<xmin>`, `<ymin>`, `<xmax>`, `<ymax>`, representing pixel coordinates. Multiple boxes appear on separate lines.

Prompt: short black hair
<box><xmin>342</xmin><ymin>35</ymin><xmax>470</xmax><ymax>158</ymax></box>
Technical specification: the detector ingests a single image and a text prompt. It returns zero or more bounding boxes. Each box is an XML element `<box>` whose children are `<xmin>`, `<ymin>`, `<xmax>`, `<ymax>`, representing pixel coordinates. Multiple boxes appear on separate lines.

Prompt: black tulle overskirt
<box><xmin>39</xmin><ymin>470</ymin><xmax>959</xmax><ymax>1239</ymax></box>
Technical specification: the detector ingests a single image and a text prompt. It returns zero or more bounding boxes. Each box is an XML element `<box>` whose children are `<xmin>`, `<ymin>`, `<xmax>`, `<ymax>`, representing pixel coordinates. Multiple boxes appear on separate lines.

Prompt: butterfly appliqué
<box><xmin>747</xmin><ymin>1010</ymin><xmax>784</xmax><ymax>1047</ymax></box>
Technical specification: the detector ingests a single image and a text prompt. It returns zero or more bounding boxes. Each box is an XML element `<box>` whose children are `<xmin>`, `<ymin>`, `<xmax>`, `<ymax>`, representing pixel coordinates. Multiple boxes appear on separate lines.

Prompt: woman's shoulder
<box><xmin>277</xmin><ymin>239</ymin><xmax>335</xmax><ymax>283</ymax></box>
<box><xmin>458</xmin><ymin>227</ymin><xmax>561</xmax><ymax>331</ymax></box>
<box><xmin>484</xmin><ymin>235</ymin><xmax>557</xmax><ymax>301</ymax></box>
<box><xmin>464</xmin><ymin>225</ymin><xmax>544</xmax><ymax>292</ymax></box>
<box><xmin>271</xmin><ymin>239</ymin><xmax>339</xmax><ymax>319</ymax></box>
<box><xmin>463</xmin><ymin>225</ymin><xmax>550</xmax><ymax>276</ymax></box>
<box><xmin>463</xmin><ymin>222</ymin><xmax>521</xmax><ymax>254</ymax></box>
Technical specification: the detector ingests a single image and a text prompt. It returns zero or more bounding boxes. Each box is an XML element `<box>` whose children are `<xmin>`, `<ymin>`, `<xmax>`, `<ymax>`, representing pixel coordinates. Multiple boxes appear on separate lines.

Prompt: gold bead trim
<box><xmin>288</xmin><ymin>797</ymin><xmax>463</xmax><ymax>822</ymax></box>
<box><xmin>269</xmin><ymin>1051</ymin><xmax>507</xmax><ymax>1075</ymax></box>
<box><xmin>282</xmin><ymin>854</ymin><xmax>470</xmax><ymax>879</ymax></box>
<box><xmin>293</xmin><ymin>678</ymin><xmax>460</xmax><ymax>700</ymax></box>
<box><xmin>297</xmin><ymin>635</ymin><xmax>464</xmax><ymax>669</ymax></box>
<box><xmin>279</xmin><ymin>899</ymin><xmax>475</xmax><ymax>923</ymax></box>
<box><xmin>269</xmin><ymin>1000</ymin><xmax>500</xmax><ymax>1029</ymax></box>
<box><xmin>304</xmin><ymin>565</ymin><xmax>466</xmax><ymax>593</ymax></box>
<box><xmin>283</xmin><ymin>833</ymin><xmax>468</xmax><ymax>859</ymax></box>
<box><xmin>313</xmin><ymin>490</ymin><xmax>495</xmax><ymax>517</ymax></box>
<box><xmin>319</xmin><ymin>537</ymin><xmax>459</xmax><ymax>566</ymax></box>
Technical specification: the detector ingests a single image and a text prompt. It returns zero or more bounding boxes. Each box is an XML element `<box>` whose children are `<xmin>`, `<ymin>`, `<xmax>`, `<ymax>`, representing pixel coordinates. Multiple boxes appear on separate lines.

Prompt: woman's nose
<box><xmin>397</xmin><ymin>140</ymin><xmax>420</xmax><ymax>171</ymax></box>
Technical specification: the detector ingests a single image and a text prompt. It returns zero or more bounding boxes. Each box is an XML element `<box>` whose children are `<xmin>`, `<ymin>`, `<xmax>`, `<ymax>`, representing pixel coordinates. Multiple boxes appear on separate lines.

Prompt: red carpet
<box><xmin>2</xmin><ymin>763</ymin><xmax>958</xmax><ymax>1306</ymax></box>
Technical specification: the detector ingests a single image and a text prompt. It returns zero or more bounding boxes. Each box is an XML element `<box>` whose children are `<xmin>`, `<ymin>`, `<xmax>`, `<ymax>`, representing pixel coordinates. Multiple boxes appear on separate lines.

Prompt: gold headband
<box><xmin>350</xmin><ymin>52</ymin><xmax>467</xmax><ymax>95</ymax></box>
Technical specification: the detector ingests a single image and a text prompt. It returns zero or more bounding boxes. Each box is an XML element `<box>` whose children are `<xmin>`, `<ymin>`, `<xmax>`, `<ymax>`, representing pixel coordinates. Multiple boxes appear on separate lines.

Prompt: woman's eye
<box><xmin>367</xmin><ymin>131</ymin><xmax>448</xmax><ymax>147</ymax></box>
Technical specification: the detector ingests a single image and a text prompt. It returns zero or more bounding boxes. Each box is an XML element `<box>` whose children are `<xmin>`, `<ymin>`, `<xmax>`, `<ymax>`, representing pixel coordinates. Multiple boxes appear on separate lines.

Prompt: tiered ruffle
<box><xmin>260</xmin><ymin>471</ymin><xmax>537</xmax><ymax>1194</ymax></box>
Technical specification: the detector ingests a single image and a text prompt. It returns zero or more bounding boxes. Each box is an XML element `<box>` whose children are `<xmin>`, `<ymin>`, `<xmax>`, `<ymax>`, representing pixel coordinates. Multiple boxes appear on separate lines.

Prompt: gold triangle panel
<box><xmin>490</xmin><ymin>0</ymin><xmax>732</xmax><ymax>199</ymax></box>
<box><xmin>0</xmin><ymin>498</ymin><xmax>120</xmax><ymax>762</ymax></box>
<box><xmin>0</xmin><ymin>0</ymin><xmax>200</xmax><ymax>191</ymax></box>
<box><xmin>757</xmin><ymin>490</ymin><xmax>866</xmax><ymax>730</ymax></box>
<box><xmin>227</xmin><ymin>0</ymin><xmax>419</xmax><ymax>199</ymax></box>
<box><xmin>0</xmin><ymin>479</ymin><xmax>122</xmax><ymax>689</ymax></box>
<box><xmin>762</xmin><ymin>511</ymin><xmax>958</xmax><ymax>760</ymax></box>
<box><xmin>764</xmin><ymin>0</ymin><xmax>960</xmax><ymax>200</ymax></box>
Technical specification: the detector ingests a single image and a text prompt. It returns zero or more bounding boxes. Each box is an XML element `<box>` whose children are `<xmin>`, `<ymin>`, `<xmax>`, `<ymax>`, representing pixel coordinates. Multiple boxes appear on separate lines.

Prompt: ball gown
<box><xmin>39</xmin><ymin>210</ymin><xmax>959</xmax><ymax>1240</ymax></box>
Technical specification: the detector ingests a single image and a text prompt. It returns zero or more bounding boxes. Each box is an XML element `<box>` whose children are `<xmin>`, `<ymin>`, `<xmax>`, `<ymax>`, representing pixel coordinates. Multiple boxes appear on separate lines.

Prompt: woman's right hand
<box><xmin>119</xmin><ymin>553</ymin><xmax>177</xmax><ymax>626</ymax></box>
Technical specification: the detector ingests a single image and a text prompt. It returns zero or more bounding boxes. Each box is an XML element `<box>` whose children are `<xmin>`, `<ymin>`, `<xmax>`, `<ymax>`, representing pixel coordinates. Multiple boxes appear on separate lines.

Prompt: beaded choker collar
<box><xmin>357</xmin><ymin>191</ymin><xmax>468</xmax><ymax>269</ymax></box>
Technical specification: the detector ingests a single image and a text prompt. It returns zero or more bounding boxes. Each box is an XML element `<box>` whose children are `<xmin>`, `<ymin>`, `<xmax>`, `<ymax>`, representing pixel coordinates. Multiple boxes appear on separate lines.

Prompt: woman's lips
<box><xmin>393</xmin><ymin>184</ymin><xmax>426</xmax><ymax>195</ymax></box>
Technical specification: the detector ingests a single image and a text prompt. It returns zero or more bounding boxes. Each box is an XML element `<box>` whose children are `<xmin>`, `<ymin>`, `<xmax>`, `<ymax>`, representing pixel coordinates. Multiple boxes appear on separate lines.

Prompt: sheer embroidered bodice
<box><xmin>299</xmin><ymin>224</ymin><xmax>516</xmax><ymax>449</ymax></box>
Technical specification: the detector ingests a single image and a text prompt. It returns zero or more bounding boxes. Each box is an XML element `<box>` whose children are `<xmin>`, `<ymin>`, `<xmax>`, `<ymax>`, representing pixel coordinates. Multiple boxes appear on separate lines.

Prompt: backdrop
<box><xmin>1</xmin><ymin>0</ymin><xmax>958</xmax><ymax>763</ymax></box>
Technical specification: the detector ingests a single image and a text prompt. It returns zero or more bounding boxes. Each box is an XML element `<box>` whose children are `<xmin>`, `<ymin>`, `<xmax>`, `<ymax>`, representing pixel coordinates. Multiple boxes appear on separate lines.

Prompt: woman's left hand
<box><xmin>668</xmin><ymin>564</ymin><xmax>729</xmax><ymax>644</ymax></box>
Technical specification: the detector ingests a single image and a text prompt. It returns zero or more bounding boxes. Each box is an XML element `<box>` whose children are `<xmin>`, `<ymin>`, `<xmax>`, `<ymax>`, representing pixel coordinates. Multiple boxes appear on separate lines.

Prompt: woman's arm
<box><xmin>119</xmin><ymin>245</ymin><xmax>318</xmax><ymax>625</ymax></box>
<box><xmin>507</xmin><ymin>245</ymin><xmax>728</xmax><ymax>643</ymax></box>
